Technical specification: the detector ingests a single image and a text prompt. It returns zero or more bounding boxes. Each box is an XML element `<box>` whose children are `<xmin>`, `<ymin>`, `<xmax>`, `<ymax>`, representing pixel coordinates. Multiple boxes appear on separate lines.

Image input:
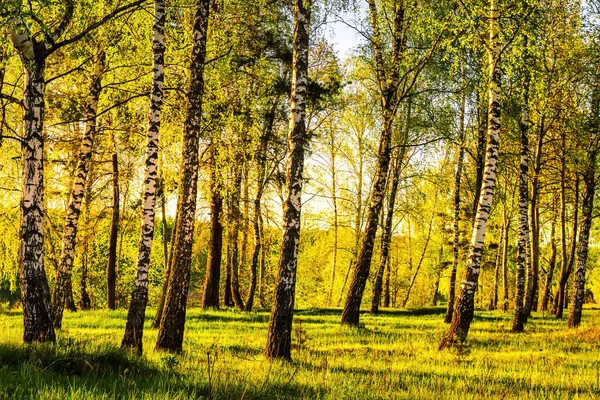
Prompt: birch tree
<box><xmin>265</xmin><ymin>0</ymin><xmax>311</xmax><ymax>360</ymax></box>
<box><xmin>52</xmin><ymin>49</ymin><xmax>105</xmax><ymax>329</ymax></box>
<box><xmin>439</xmin><ymin>0</ymin><xmax>501</xmax><ymax>349</ymax></box>
<box><xmin>122</xmin><ymin>0</ymin><xmax>166</xmax><ymax>353</ymax></box>
<box><xmin>155</xmin><ymin>0</ymin><xmax>210</xmax><ymax>353</ymax></box>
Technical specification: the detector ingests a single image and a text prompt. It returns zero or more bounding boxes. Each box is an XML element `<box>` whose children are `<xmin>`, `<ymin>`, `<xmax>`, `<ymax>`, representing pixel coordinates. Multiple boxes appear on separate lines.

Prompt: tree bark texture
<box><xmin>52</xmin><ymin>50</ymin><xmax>104</xmax><ymax>328</ymax></box>
<box><xmin>439</xmin><ymin>0</ymin><xmax>500</xmax><ymax>349</ymax></box>
<box><xmin>202</xmin><ymin>146</ymin><xmax>224</xmax><ymax>309</ymax></box>
<box><xmin>341</xmin><ymin>0</ymin><xmax>409</xmax><ymax>326</ymax></box>
<box><xmin>122</xmin><ymin>0</ymin><xmax>165</xmax><ymax>353</ymax></box>
<box><xmin>155</xmin><ymin>0</ymin><xmax>210</xmax><ymax>353</ymax></box>
<box><xmin>265</xmin><ymin>0</ymin><xmax>311</xmax><ymax>360</ymax></box>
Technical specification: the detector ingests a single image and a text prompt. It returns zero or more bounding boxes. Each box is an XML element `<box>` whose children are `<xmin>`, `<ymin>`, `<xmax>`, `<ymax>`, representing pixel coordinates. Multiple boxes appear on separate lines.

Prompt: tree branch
<box><xmin>47</xmin><ymin>0</ymin><xmax>146</xmax><ymax>55</ymax></box>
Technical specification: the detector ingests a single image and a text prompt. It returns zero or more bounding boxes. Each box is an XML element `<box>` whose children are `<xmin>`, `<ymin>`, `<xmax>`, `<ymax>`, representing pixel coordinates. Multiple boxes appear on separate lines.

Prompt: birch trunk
<box><xmin>265</xmin><ymin>0</ymin><xmax>311</xmax><ymax>360</ymax></box>
<box><xmin>512</xmin><ymin>65</ymin><xmax>530</xmax><ymax>333</ymax></box>
<box><xmin>524</xmin><ymin>119</ymin><xmax>544</xmax><ymax>321</ymax></box>
<box><xmin>155</xmin><ymin>0</ymin><xmax>210</xmax><ymax>353</ymax></box>
<box><xmin>122</xmin><ymin>0</ymin><xmax>165</xmax><ymax>352</ymax></box>
<box><xmin>153</xmin><ymin>210</ymin><xmax>177</xmax><ymax>328</ymax></box>
<box><xmin>52</xmin><ymin>50</ymin><xmax>105</xmax><ymax>328</ymax></box>
<box><xmin>567</xmin><ymin>78</ymin><xmax>599</xmax><ymax>327</ymax></box>
<box><xmin>439</xmin><ymin>0</ymin><xmax>500</xmax><ymax>349</ymax></box>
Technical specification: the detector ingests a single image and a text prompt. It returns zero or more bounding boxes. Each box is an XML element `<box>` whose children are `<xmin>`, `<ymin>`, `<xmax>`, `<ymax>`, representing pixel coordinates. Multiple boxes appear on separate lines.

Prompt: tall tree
<box><xmin>567</xmin><ymin>63</ymin><xmax>600</xmax><ymax>328</ymax></box>
<box><xmin>122</xmin><ymin>0</ymin><xmax>166</xmax><ymax>353</ymax></box>
<box><xmin>265</xmin><ymin>0</ymin><xmax>311</xmax><ymax>360</ymax></box>
<box><xmin>155</xmin><ymin>0</ymin><xmax>210</xmax><ymax>353</ymax></box>
<box><xmin>439</xmin><ymin>0</ymin><xmax>501</xmax><ymax>349</ymax></box>
<box><xmin>52</xmin><ymin>49</ymin><xmax>105</xmax><ymax>328</ymax></box>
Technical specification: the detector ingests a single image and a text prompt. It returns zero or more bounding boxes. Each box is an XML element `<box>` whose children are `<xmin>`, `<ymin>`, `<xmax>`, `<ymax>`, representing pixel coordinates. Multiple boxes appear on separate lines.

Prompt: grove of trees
<box><xmin>1</xmin><ymin>0</ymin><xmax>599</xmax><ymax>359</ymax></box>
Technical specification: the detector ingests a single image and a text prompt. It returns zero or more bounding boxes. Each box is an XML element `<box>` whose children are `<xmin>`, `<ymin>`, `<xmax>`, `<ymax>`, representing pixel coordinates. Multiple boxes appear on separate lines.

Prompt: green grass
<box><xmin>0</xmin><ymin>306</ymin><xmax>599</xmax><ymax>399</ymax></box>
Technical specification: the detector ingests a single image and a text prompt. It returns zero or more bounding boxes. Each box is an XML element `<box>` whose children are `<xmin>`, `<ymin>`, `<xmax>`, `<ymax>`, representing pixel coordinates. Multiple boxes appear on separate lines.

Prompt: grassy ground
<box><xmin>0</xmin><ymin>306</ymin><xmax>599</xmax><ymax>399</ymax></box>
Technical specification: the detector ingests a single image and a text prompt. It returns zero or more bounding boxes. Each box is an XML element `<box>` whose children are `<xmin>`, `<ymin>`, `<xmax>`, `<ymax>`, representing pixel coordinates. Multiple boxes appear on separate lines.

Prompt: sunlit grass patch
<box><xmin>0</xmin><ymin>306</ymin><xmax>599</xmax><ymax>399</ymax></box>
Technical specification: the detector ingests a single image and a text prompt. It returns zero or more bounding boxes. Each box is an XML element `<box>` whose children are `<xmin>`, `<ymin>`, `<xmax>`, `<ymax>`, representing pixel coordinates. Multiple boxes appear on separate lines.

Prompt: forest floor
<box><xmin>0</xmin><ymin>306</ymin><xmax>599</xmax><ymax>399</ymax></box>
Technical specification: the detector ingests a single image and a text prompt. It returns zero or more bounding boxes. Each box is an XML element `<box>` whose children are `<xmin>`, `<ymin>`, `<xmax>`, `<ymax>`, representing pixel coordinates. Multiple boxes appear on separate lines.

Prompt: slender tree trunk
<box><xmin>246</xmin><ymin>112</ymin><xmax>272</xmax><ymax>311</ymax></box>
<box><xmin>489</xmin><ymin>222</ymin><xmax>504</xmax><ymax>310</ymax></box>
<box><xmin>555</xmin><ymin>147</ymin><xmax>579</xmax><ymax>318</ymax></box>
<box><xmin>541</xmin><ymin>209</ymin><xmax>557</xmax><ymax>312</ymax></box>
<box><xmin>155</xmin><ymin>0</ymin><xmax>210</xmax><ymax>353</ymax></box>
<box><xmin>327</xmin><ymin>129</ymin><xmax>339</xmax><ymax>307</ymax></box>
<box><xmin>52</xmin><ymin>50</ymin><xmax>104</xmax><ymax>328</ymax></box>
<box><xmin>371</xmin><ymin>141</ymin><xmax>405</xmax><ymax>314</ymax></box>
<box><xmin>230</xmin><ymin>162</ymin><xmax>245</xmax><ymax>310</ymax></box>
<box><xmin>341</xmin><ymin>0</ymin><xmax>409</xmax><ymax>326</ymax></box>
<box><xmin>106</xmin><ymin>152</ymin><xmax>120</xmax><ymax>310</ymax></box>
<box><xmin>512</xmin><ymin>58</ymin><xmax>530</xmax><ymax>332</ymax></box>
<box><xmin>258</xmin><ymin>211</ymin><xmax>266</xmax><ymax>308</ymax></box>
<box><xmin>403</xmin><ymin>206</ymin><xmax>435</xmax><ymax>308</ymax></box>
<box><xmin>153</xmin><ymin>210</ymin><xmax>177</xmax><ymax>328</ymax></box>
<box><xmin>567</xmin><ymin>79</ymin><xmax>599</xmax><ymax>327</ymax></box>
<box><xmin>439</xmin><ymin>0</ymin><xmax>500</xmax><ymax>349</ymax></box>
<box><xmin>383</xmin><ymin>255</ymin><xmax>391</xmax><ymax>308</ymax></box>
<box><xmin>445</xmin><ymin>60</ymin><xmax>466</xmax><ymax>323</ymax></box>
<box><xmin>202</xmin><ymin>145</ymin><xmax>224</xmax><ymax>309</ymax></box>
<box><xmin>502</xmin><ymin>210</ymin><xmax>510</xmax><ymax>311</ymax></box>
<box><xmin>524</xmin><ymin>118</ymin><xmax>544</xmax><ymax>322</ymax></box>
<box><xmin>265</xmin><ymin>0</ymin><xmax>311</xmax><ymax>360</ymax></box>
<box><xmin>121</xmin><ymin>0</ymin><xmax>165</xmax><ymax>353</ymax></box>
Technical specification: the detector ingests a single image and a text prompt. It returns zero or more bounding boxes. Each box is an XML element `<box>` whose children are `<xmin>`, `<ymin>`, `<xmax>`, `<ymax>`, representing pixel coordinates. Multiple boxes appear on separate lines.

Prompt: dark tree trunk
<box><xmin>541</xmin><ymin>206</ymin><xmax>557</xmax><ymax>312</ymax></box>
<box><xmin>524</xmin><ymin>118</ymin><xmax>544</xmax><ymax>322</ymax></box>
<box><xmin>155</xmin><ymin>0</ymin><xmax>210</xmax><ymax>353</ymax></box>
<box><xmin>403</xmin><ymin>206</ymin><xmax>435</xmax><ymax>308</ymax></box>
<box><xmin>202</xmin><ymin>146</ymin><xmax>224</xmax><ymax>309</ymax></box>
<box><xmin>489</xmin><ymin>223</ymin><xmax>504</xmax><ymax>310</ymax></box>
<box><xmin>265</xmin><ymin>0</ymin><xmax>311</xmax><ymax>360</ymax></box>
<box><xmin>153</xmin><ymin>210</ymin><xmax>177</xmax><ymax>328</ymax></box>
<box><xmin>445</xmin><ymin>60</ymin><xmax>466</xmax><ymax>323</ymax></box>
<box><xmin>229</xmin><ymin>162</ymin><xmax>245</xmax><ymax>310</ymax></box>
<box><xmin>246</xmin><ymin>111</ymin><xmax>272</xmax><ymax>311</ymax></box>
<box><xmin>555</xmin><ymin>160</ymin><xmax>579</xmax><ymax>318</ymax></box>
<box><xmin>107</xmin><ymin>152</ymin><xmax>120</xmax><ymax>310</ymax></box>
<box><xmin>501</xmin><ymin>210</ymin><xmax>510</xmax><ymax>312</ymax></box>
<box><xmin>567</xmin><ymin>82</ymin><xmax>599</xmax><ymax>327</ymax></box>
<box><xmin>341</xmin><ymin>0</ymin><xmax>410</xmax><ymax>326</ymax></box>
<box><xmin>122</xmin><ymin>0</ymin><xmax>165</xmax><ymax>353</ymax></box>
<box><xmin>372</xmin><ymin>140</ymin><xmax>405</xmax><ymax>314</ymax></box>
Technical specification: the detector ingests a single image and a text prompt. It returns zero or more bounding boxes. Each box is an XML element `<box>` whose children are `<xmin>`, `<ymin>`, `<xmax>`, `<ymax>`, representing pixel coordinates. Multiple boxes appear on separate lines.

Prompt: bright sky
<box><xmin>325</xmin><ymin>10</ymin><xmax>366</xmax><ymax>60</ymax></box>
